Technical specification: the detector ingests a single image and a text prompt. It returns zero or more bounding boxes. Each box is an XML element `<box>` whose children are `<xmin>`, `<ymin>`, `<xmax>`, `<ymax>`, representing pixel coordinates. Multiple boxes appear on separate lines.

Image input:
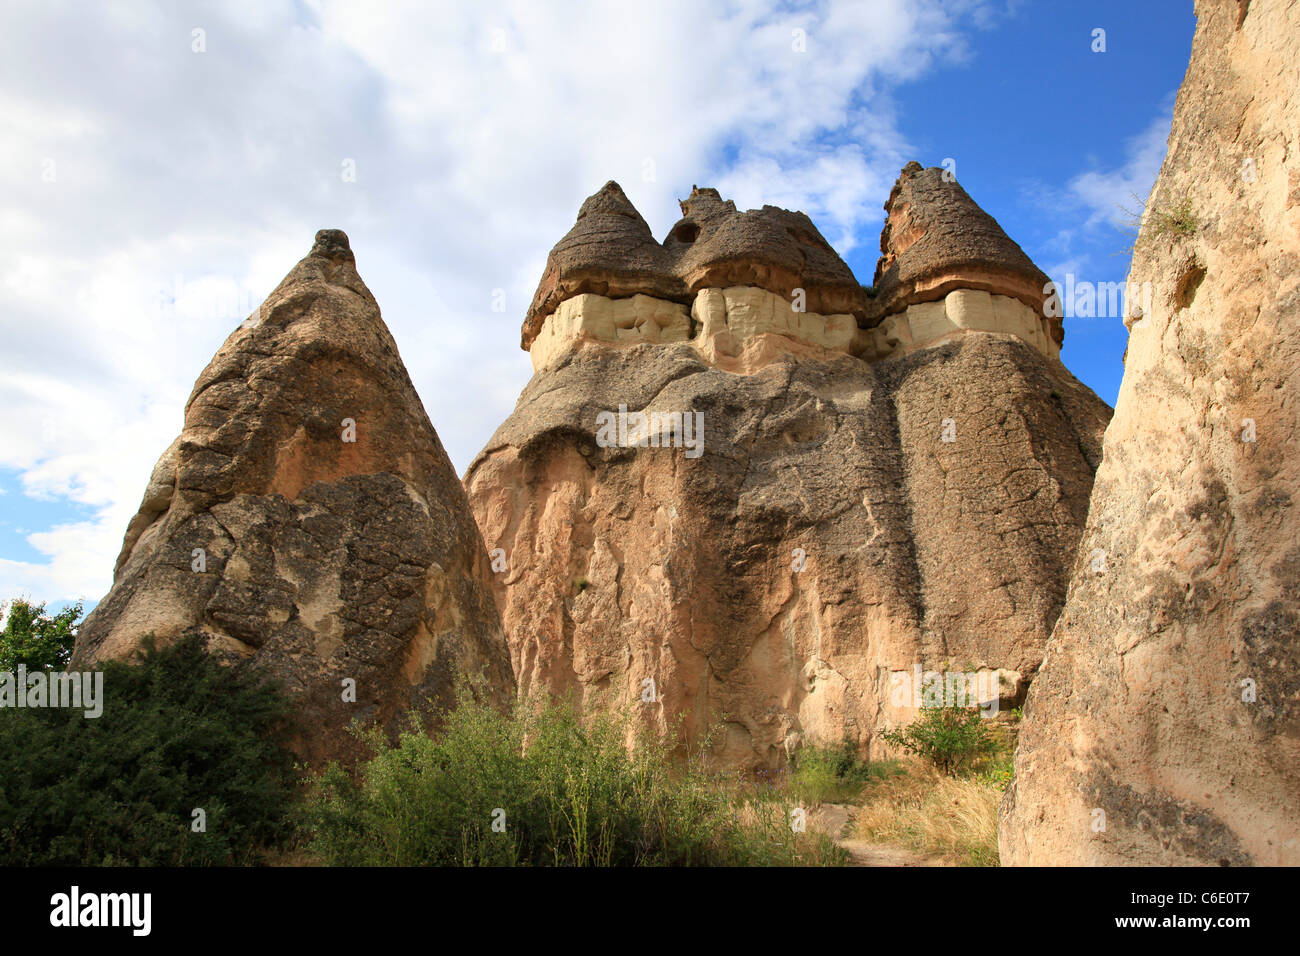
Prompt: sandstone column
<box><xmin>1001</xmin><ymin>0</ymin><xmax>1300</xmax><ymax>865</ymax></box>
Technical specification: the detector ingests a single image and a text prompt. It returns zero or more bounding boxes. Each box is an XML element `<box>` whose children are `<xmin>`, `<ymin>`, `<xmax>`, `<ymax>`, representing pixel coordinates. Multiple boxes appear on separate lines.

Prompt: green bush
<box><xmin>790</xmin><ymin>740</ymin><xmax>900</xmax><ymax>805</ymax></box>
<box><xmin>879</xmin><ymin>704</ymin><xmax>1003</xmax><ymax>777</ymax></box>
<box><xmin>0</xmin><ymin>633</ymin><xmax>298</xmax><ymax>865</ymax></box>
<box><xmin>1116</xmin><ymin>191</ymin><xmax>1200</xmax><ymax>257</ymax></box>
<box><xmin>304</xmin><ymin>691</ymin><xmax>845</xmax><ymax>867</ymax></box>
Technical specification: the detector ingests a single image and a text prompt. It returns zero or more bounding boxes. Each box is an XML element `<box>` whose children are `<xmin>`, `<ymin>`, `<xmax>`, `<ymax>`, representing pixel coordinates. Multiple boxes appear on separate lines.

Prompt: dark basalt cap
<box><xmin>522</xmin><ymin>182</ymin><xmax>680</xmax><ymax>349</ymax></box>
<box><xmin>869</xmin><ymin>163</ymin><xmax>1061</xmax><ymax>345</ymax></box>
<box><xmin>665</xmin><ymin>186</ymin><xmax>867</xmax><ymax>320</ymax></box>
<box><xmin>521</xmin><ymin>182</ymin><xmax>868</xmax><ymax>350</ymax></box>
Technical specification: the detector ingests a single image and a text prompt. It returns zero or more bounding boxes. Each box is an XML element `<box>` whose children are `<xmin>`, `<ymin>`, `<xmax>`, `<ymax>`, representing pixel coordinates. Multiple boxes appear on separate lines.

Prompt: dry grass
<box><xmin>853</xmin><ymin>761</ymin><xmax>1002</xmax><ymax>866</ymax></box>
<box><xmin>1115</xmin><ymin>191</ymin><xmax>1199</xmax><ymax>258</ymax></box>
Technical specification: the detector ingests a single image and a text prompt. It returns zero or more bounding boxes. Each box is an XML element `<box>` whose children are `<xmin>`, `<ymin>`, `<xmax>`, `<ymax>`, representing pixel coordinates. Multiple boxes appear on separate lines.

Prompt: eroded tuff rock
<box><xmin>72</xmin><ymin>230</ymin><xmax>514</xmax><ymax>765</ymax></box>
<box><xmin>470</xmin><ymin>181</ymin><xmax>1111</xmax><ymax>767</ymax></box>
<box><xmin>866</xmin><ymin>163</ymin><xmax>1062</xmax><ymax>359</ymax></box>
<box><xmin>1001</xmin><ymin>0</ymin><xmax>1300</xmax><ymax>866</ymax></box>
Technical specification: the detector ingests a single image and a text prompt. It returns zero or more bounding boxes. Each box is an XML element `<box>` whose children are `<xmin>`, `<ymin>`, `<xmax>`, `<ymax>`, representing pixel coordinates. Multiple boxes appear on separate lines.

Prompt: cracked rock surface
<box><xmin>467</xmin><ymin>331</ymin><xmax>1109</xmax><ymax>767</ymax></box>
<box><xmin>72</xmin><ymin>230</ymin><xmax>514</xmax><ymax>766</ymax></box>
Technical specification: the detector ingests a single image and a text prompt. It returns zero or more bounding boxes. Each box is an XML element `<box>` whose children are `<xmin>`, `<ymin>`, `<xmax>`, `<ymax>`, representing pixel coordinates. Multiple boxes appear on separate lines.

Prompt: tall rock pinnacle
<box><xmin>72</xmin><ymin>229</ymin><xmax>515</xmax><ymax>765</ymax></box>
<box><xmin>1001</xmin><ymin>0</ymin><xmax>1300</xmax><ymax>865</ymax></box>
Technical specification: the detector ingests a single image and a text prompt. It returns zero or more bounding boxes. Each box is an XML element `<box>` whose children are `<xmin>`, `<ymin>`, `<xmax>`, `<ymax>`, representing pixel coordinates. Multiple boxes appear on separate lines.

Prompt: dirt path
<box><xmin>811</xmin><ymin>803</ymin><xmax>949</xmax><ymax>867</ymax></box>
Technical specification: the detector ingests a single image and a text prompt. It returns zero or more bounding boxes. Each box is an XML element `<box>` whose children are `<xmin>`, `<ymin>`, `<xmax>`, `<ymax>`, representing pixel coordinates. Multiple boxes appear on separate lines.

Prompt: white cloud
<box><xmin>0</xmin><ymin>518</ymin><xmax>121</xmax><ymax>608</ymax></box>
<box><xmin>1030</xmin><ymin>105</ymin><xmax>1174</xmax><ymax>293</ymax></box>
<box><xmin>1068</xmin><ymin>110</ymin><xmax>1173</xmax><ymax>230</ymax></box>
<box><xmin>0</xmin><ymin>0</ymin><xmax>994</xmax><ymax>603</ymax></box>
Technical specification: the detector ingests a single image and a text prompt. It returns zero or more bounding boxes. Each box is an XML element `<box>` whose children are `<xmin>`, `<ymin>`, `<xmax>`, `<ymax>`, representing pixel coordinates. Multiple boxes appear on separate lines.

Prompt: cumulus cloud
<box><xmin>0</xmin><ymin>0</ymin><xmax>994</xmax><ymax>603</ymax></box>
<box><xmin>1030</xmin><ymin>105</ymin><xmax>1174</xmax><ymax>294</ymax></box>
<box><xmin>1068</xmin><ymin>110</ymin><xmax>1174</xmax><ymax>230</ymax></box>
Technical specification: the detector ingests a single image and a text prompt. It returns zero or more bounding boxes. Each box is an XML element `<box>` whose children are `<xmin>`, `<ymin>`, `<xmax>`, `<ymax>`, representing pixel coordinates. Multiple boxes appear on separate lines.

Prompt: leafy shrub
<box><xmin>790</xmin><ymin>740</ymin><xmax>900</xmax><ymax>805</ymax></box>
<box><xmin>0</xmin><ymin>598</ymin><xmax>83</xmax><ymax>671</ymax></box>
<box><xmin>304</xmin><ymin>691</ymin><xmax>845</xmax><ymax>867</ymax></box>
<box><xmin>879</xmin><ymin>704</ymin><xmax>1002</xmax><ymax>776</ymax></box>
<box><xmin>1116</xmin><ymin>191</ymin><xmax>1199</xmax><ymax>256</ymax></box>
<box><xmin>0</xmin><ymin>634</ymin><xmax>298</xmax><ymax>865</ymax></box>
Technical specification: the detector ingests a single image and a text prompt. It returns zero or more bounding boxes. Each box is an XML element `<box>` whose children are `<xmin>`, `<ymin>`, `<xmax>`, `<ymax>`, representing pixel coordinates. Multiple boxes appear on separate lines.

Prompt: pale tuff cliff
<box><xmin>467</xmin><ymin>174</ymin><xmax>1111</xmax><ymax>767</ymax></box>
<box><xmin>71</xmin><ymin>230</ymin><xmax>514</xmax><ymax>765</ymax></box>
<box><xmin>1002</xmin><ymin>0</ymin><xmax>1300</xmax><ymax>865</ymax></box>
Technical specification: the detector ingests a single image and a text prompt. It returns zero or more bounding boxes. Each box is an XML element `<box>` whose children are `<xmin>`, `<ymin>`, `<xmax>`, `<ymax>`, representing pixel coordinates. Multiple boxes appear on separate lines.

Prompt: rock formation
<box><xmin>522</xmin><ymin>182</ymin><xmax>868</xmax><ymax>362</ymax></box>
<box><xmin>1001</xmin><ymin>0</ymin><xmax>1300</xmax><ymax>865</ymax></box>
<box><xmin>71</xmin><ymin>229</ymin><xmax>515</xmax><ymax>765</ymax></box>
<box><xmin>468</xmin><ymin>175</ymin><xmax>1111</xmax><ymax>767</ymax></box>
<box><xmin>864</xmin><ymin>162</ymin><xmax>1062</xmax><ymax>362</ymax></box>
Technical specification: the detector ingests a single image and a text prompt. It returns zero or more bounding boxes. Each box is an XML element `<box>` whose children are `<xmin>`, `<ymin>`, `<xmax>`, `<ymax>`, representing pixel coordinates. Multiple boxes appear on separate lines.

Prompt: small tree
<box><xmin>0</xmin><ymin>598</ymin><xmax>83</xmax><ymax>671</ymax></box>
<box><xmin>879</xmin><ymin>704</ymin><xmax>1001</xmax><ymax>776</ymax></box>
<box><xmin>0</xmin><ymin>633</ymin><xmax>298</xmax><ymax>866</ymax></box>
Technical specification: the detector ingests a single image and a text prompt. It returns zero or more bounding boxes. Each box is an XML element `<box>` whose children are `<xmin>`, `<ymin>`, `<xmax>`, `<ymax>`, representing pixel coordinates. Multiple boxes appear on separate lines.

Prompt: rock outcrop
<box><xmin>468</xmin><ymin>178</ymin><xmax>1111</xmax><ymax>767</ymax></box>
<box><xmin>1001</xmin><ymin>0</ymin><xmax>1300</xmax><ymax>865</ymax></box>
<box><xmin>864</xmin><ymin>163</ymin><xmax>1062</xmax><ymax>362</ymax></box>
<box><xmin>72</xmin><ymin>230</ymin><xmax>515</xmax><ymax>765</ymax></box>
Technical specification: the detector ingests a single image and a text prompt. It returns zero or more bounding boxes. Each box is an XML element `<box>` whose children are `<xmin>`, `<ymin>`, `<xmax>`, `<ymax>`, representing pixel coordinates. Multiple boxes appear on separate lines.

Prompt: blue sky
<box><xmin>0</xmin><ymin>0</ymin><xmax>1196</xmax><ymax>616</ymax></box>
<box><xmin>858</xmin><ymin>0</ymin><xmax>1194</xmax><ymax>405</ymax></box>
